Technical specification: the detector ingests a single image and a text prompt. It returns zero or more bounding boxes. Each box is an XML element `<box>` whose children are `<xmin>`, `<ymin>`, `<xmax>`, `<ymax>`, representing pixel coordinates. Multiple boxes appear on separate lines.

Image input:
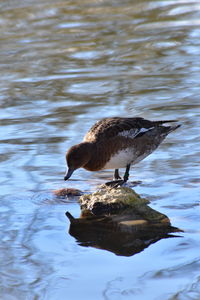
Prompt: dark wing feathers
<box><xmin>153</xmin><ymin>119</ymin><xmax>179</xmax><ymax>125</ymax></box>
<box><xmin>85</xmin><ymin>117</ymin><xmax>143</xmax><ymax>141</ymax></box>
<box><xmin>84</xmin><ymin>117</ymin><xmax>179</xmax><ymax>142</ymax></box>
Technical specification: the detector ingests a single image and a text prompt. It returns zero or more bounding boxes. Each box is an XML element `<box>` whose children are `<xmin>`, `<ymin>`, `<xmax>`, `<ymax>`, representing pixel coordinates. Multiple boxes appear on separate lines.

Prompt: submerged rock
<box><xmin>53</xmin><ymin>188</ymin><xmax>82</xmax><ymax>197</ymax></box>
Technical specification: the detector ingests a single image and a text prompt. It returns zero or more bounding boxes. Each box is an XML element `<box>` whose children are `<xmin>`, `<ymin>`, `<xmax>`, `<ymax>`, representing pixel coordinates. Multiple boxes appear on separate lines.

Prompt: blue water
<box><xmin>0</xmin><ymin>0</ymin><xmax>200</xmax><ymax>299</ymax></box>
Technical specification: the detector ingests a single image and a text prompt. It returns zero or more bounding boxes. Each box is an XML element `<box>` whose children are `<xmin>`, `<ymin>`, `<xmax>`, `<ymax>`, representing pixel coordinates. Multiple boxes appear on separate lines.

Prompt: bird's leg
<box><xmin>123</xmin><ymin>164</ymin><xmax>130</xmax><ymax>182</ymax></box>
<box><xmin>114</xmin><ymin>169</ymin><xmax>121</xmax><ymax>180</ymax></box>
<box><xmin>105</xmin><ymin>169</ymin><xmax>123</xmax><ymax>187</ymax></box>
<box><xmin>105</xmin><ymin>166</ymin><xmax>130</xmax><ymax>188</ymax></box>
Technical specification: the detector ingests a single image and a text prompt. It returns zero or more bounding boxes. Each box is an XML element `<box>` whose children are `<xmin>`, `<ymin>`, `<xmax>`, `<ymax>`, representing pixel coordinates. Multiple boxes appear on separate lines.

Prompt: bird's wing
<box><xmin>83</xmin><ymin>117</ymin><xmax>171</xmax><ymax>142</ymax></box>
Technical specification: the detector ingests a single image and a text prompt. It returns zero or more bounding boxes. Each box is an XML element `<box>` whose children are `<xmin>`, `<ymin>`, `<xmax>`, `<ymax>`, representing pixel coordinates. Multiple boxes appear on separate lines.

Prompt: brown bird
<box><xmin>64</xmin><ymin>117</ymin><xmax>181</xmax><ymax>185</ymax></box>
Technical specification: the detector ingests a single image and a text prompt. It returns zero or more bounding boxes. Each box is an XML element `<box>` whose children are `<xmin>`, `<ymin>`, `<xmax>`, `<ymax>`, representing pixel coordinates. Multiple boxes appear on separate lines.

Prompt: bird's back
<box><xmin>83</xmin><ymin>117</ymin><xmax>179</xmax><ymax>142</ymax></box>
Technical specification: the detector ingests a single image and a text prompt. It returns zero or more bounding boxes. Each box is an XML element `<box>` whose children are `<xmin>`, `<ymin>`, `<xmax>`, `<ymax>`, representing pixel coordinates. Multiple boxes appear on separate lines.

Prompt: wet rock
<box><xmin>80</xmin><ymin>185</ymin><xmax>148</xmax><ymax>207</ymax></box>
<box><xmin>79</xmin><ymin>185</ymin><xmax>168</xmax><ymax>224</ymax></box>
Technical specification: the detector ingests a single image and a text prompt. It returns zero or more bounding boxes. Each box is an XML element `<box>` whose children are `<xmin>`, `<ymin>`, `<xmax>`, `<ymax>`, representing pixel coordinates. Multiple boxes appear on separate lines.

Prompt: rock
<box><xmin>80</xmin><ymin>185</ymin><xmax>148</xmax><ymax>208</ymax></box>
<box><xmin>79</xmin><ymin>185</ymin><xmax>168</xmax><ymax>224</ymax></box>
<box><xmin>53</xmin><ymin>188</ymin><xmax>82</xmax><ymax>197</ymax></box>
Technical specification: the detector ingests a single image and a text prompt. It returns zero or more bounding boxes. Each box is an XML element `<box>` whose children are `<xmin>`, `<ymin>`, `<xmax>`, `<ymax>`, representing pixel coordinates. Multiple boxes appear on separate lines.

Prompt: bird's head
<box><xmin>64</xmin><ymin>142</ymin><xmax>93</xmax><ymax>180</ymax></box>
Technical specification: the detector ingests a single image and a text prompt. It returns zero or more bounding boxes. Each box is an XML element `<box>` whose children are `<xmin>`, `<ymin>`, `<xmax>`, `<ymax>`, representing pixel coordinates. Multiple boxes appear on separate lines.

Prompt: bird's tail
<box><xmin>155</xmin><ymin>119</ymin><xmax>180</xmax><ymax>125</ymax></box>
<box><xmin>161</xmin><ymin>123</ymin><xmax>181</xmax><ymax>136</ymax></box>
<box><xmin>168</xmin><ymin>123</ymin><xmax>181</xmax><ymax>132</ymax></box>
<box><xmin>154</xmin><ymin>120</ymin><xmax>181</xmax><ymax>133</ymax></box>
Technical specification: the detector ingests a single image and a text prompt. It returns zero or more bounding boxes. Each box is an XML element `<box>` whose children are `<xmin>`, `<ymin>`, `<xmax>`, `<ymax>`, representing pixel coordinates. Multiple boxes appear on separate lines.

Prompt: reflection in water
<box><xmin>66</xmin><ymin>205</ymin><xmax>182</xmax><ymax>256</ymax></box>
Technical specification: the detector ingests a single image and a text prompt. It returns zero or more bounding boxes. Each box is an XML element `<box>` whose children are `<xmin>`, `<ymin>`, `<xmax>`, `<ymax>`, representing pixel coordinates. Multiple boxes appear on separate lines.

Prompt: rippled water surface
<box><xmin>0</xmin><ymin>0</ymin><xmax>200</xmax><ymax>299</ymax></box>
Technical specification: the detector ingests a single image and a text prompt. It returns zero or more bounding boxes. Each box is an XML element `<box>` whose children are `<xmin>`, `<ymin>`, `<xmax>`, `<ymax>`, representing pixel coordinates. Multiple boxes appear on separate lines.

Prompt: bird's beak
<box><xmin>64</xmin><ymin>168</ymin><xmax>74</xmax><ymax>181</ymax></box>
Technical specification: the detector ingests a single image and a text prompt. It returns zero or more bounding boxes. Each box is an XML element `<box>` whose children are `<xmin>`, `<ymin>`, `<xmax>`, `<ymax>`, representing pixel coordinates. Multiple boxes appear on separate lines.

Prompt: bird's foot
<box><xmin>105</xmin><ymin>179</ymin><xmax>125</xmax><ymax>188</ymax></box>
<box><xmin>129</xmin><ymin>180</ymin><xmax>142</xmax><ymax>186</ymax></box>
<box><xmin>113</xmin><ymin>176</ymin><xmax>122</xmax><ymax>180</ymax></box>
<box><xmin>105</xmin><ymin>180</ymin><xmax>142</xmax><ymax>188</ymax></box>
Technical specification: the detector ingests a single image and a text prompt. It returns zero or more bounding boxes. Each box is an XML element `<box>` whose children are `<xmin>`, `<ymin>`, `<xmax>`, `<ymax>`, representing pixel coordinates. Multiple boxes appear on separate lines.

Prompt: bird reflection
<box><xmin>66</xmin><ymin>205</ymin><xmax>182</xmax><ymax>256</ymax></box>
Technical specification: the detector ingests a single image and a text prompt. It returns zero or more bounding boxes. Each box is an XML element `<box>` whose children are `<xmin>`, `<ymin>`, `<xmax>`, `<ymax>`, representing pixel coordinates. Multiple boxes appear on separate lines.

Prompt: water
<box><xmin>0</xmin><ymin>0</ymin><xmax>200</xmax><ymax>299</ymax></box>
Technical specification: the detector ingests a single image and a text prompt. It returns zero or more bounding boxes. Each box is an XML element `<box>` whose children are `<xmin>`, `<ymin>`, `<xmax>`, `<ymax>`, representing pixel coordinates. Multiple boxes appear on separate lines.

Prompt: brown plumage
<box><xmin>64</xmin><ymin>117</ymin><xmax>181</xmax><ymax>183</ymax></box>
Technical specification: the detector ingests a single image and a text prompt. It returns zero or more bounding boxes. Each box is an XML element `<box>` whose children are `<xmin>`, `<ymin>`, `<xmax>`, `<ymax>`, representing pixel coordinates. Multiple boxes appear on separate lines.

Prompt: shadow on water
<box><xmin>65</xmin><ymin>187</ymin><xmax>183</xmax><ymax>256</ymax></box>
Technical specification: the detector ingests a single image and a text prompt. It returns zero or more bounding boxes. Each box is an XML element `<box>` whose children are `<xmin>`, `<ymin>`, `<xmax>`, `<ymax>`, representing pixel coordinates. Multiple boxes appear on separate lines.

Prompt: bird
<box><xmin>64</xmin><ymin>117</ymin><xmax>181</xmax><ymax>185</ymax></box>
